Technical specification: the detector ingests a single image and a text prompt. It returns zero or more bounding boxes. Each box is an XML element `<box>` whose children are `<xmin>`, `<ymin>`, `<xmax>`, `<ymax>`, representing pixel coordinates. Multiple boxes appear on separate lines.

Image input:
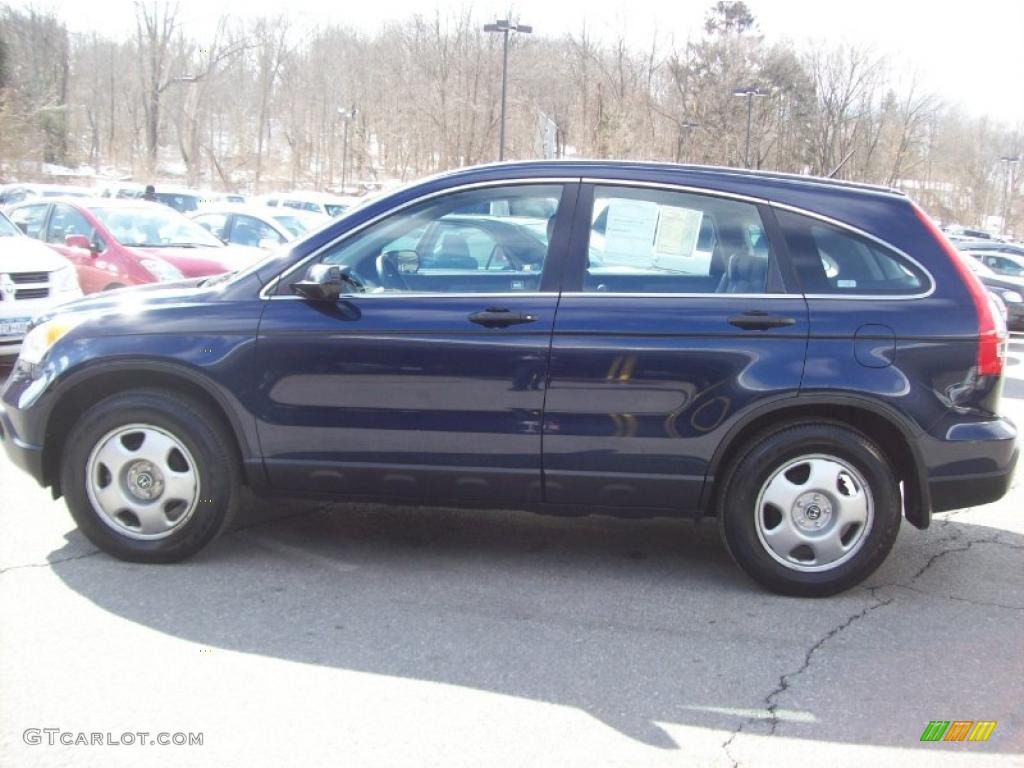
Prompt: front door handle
<box><xmin>468</xmin><ymin>307</ymin><xmax>537</xmax><ymax>328</ymax></box>
<box><xmin>728</xmin><ymin>311</ymin><xmax>796</xmax><ymax>330</ymax></box>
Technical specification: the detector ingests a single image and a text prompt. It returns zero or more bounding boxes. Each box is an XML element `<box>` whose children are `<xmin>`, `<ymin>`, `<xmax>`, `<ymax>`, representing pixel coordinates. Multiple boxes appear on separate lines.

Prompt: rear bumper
<box><xmin>921</xmin><ymin>418</ymin><xmax>1018</xmax><ymax>513</ymax></box>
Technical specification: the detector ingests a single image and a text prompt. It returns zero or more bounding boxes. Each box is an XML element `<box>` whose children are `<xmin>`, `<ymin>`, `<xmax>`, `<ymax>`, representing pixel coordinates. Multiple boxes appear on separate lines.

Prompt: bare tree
<box><xmin>0</xmin><ymin>3</ymin><xmax>1019</xmax><ymax>234</ymax></box>
<box><xmin>804</xmin><ymin>44</ymin><xmax>884</xmax><ymax>178</ymax></box>
<box><xmin>134</xmin><ymin>0</ymin><xmax>182</xmax><ymax>174</ymax></box>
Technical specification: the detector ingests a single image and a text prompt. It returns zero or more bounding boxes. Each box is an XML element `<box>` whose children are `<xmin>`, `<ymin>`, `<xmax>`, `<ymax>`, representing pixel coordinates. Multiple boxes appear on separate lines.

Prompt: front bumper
<box><xmin>0</xmin><ymin>402</ymin><xmax>45</xmax><ymax>485</ymax></box>
<box><xmin>0</xmin><ymin>364</ymin><xmax>49</xmax><ymax>486</ymax></box>
<box><xmin>921</xmin><ymin>417</ymin><xmax>1018</xmax><ymax>513</ymax></box>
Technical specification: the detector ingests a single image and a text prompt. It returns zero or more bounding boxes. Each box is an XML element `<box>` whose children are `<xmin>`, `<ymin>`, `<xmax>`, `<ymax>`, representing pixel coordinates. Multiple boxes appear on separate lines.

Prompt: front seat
<box><xmin>717</xmin><ymin>251</ymin><xmax>768</xmax><ymax>293</ymax></box>
<box><xmin>434</xmin><ymin>232</ymin><xmax>478</xmax><ymax>270</ymax></box>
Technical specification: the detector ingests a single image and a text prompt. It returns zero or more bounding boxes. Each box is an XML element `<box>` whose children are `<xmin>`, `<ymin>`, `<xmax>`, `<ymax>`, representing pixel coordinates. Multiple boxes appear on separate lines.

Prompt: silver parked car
<box><xmin>190</xmin><ymin>205</ymin><xmax>331</xmax><ymax>249</ymax></box>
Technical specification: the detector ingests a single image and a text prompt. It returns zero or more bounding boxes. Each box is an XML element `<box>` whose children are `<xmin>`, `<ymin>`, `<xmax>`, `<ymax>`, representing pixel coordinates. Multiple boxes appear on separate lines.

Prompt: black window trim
<box><xmin>257</xmin><ymin>176</ymin><xmax>934</xmax><ymax>301</ymax></box>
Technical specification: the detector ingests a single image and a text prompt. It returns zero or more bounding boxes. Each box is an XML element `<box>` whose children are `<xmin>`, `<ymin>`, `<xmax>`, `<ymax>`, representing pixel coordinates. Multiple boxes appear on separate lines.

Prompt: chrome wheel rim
<box><xmin>85</xmin><ymin>424</ymin><xmax>200</xmax><ymax>541</ymax></box>
<box><xmin>754</xmin><ymin>454</ymin><xmax>873</xmax><ymax>572</ymax></box>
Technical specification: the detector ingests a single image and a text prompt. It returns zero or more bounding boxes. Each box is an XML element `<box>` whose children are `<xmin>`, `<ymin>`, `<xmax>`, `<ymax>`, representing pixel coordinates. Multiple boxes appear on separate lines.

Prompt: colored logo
<box><xmin>921</xmin><ymin>721</ymin><xmax>997</xmax><ymax>742</ymax></box>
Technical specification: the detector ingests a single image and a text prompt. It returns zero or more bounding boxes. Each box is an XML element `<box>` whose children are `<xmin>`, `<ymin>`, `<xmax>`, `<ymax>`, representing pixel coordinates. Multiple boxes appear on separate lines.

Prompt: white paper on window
<box><xmin>602</xmin><ymin>199</ymin><xmax>659</xmax><ymax>266</ymax></box>
<box><xmin>654</xmin><ymin>206</ymin><xmax>703</xmax><ymax>259</ymax></box>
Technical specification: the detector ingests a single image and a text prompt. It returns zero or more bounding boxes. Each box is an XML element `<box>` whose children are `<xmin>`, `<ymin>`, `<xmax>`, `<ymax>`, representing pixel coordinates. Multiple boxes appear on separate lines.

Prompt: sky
<box><xmin>26</xmin><ymin>0</ymin><xmax>1024</xmax><ymax>126</ymax></box>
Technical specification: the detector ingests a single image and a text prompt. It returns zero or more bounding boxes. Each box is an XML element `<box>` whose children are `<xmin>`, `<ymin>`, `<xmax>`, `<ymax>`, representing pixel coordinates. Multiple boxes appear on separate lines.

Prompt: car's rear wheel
<box><xmin>718</xmin><ymin>422</ymin><xmax>901</xmax><ymax>596</ymax></box>
<box><xmin>61</xmin><ymin>389</ymin><xmax>239</xmax><ymax>562</ymax></box>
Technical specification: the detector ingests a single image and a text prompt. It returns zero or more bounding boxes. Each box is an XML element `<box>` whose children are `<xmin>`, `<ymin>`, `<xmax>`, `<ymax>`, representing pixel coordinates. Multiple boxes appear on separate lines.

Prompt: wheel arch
<box><xmin>42</xmin><ymin>360</ymin><xmax>262</xmax><ymax>497</ymax></box>
<box><xmin>703</xmin><ymin>395</ymin><xmax>931</xmax><ymax>529</ymax></box>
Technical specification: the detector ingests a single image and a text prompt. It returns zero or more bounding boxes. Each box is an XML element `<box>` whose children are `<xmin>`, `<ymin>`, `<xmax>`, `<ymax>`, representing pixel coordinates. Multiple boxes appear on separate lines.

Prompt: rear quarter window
<box><xmin>777</xmin><ymin>210</ymin><xmax>930</xmax><ymax>296</ymax></box>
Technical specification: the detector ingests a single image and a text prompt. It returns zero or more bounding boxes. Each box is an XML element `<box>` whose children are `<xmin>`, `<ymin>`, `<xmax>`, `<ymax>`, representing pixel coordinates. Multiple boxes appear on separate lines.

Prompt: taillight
<box><xmin>913</xmin><ymin>205</ymin><xmax>1006</xmax><ymax>377</ymax></box>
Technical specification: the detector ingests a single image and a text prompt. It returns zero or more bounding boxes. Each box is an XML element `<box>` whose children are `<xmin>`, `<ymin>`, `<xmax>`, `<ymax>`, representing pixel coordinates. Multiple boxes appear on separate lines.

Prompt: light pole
<box><xmin>733</xmin><ymin>86</ymin><xmax>767</xmax><ymax>169</ymax></box>
<box><xmin>484</xmin><ymin>19</ymin><xmax>532</xmax><ymax>161</ymax></box>
<box><xmin>338</xmin><ymin>106</ymin><xmax>357</xmax><ymax>191</ymax></box>
<box><xmin>999</xmin><ymin>156</ymin><xmax>1020</xmax><ymax>234</ymax></box>
<box><xmin>675</xmin><ymin>121</ymin><xmax>699</xmax><ymax>163</ymax></box>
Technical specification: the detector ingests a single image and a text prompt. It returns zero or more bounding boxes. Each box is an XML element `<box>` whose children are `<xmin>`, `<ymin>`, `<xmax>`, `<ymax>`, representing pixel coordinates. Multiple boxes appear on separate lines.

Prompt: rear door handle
<box><xmin>728</xmin><ymin>312</ymin><xmax>796</xmax><ymax>330</ymax></box>
<box><xmin>468</xmin><ymin>307</ymin><xmax>537</xmax><ymax>328</ymax></box>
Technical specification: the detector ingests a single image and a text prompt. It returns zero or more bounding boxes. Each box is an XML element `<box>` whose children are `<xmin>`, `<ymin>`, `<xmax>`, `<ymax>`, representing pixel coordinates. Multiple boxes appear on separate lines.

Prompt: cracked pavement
<box><xmin>2</xmin><ymin>339</ymin><xmax>1023</xmax><ymax>767</ymax></box>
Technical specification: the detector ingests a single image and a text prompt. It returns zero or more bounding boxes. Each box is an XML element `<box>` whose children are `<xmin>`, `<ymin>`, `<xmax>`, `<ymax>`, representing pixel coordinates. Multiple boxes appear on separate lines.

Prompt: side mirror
<box><xmin>65</xmin><ymin>233</ymin><xmax>96</xmax><ymax>253</ymax></box>
<box><xmin>386</xmin><ymin>249</ymin><xmax>420</xmax><ymax>275</ymax></box>
<box><xmin>258</xmin><ymin>237</ymin><xmax>281</xmax><ymax>250</ymax></box>
<box><xmin>291</xmin><ymin>264</ymin><xmax>364</xmax><ymax>301</ymax></box>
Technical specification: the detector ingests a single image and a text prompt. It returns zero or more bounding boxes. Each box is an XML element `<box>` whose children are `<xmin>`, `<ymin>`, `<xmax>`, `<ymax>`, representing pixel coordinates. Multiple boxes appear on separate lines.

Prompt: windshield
<box><xmin>90</xmin><ymin>206</ymin><xmax>224</xmax><ymax>247</ymax></box>
<box><xmin>154</xmin><ymin>192</ymin><xmax>200</xmax><ymax>213</ymax></box>
<box><xmin>0</xmin><ymin>212</ymin><xmax>21</xmax><ymax>237</ymax></box>
<box><xmin>962</xmin><ymin>255</ymin><xmax>996</xmax><ymax>277</ymax></box>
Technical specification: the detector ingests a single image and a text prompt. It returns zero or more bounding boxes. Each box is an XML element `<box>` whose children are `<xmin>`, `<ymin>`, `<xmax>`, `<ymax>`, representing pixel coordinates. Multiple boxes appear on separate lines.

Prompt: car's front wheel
<box><xmin>61</xmin><ymin>389</ymin><xmax>239</xmax><ymax>562</ymax></box>
<box><xmin>718</xmin><ymin>422</ymin><xmax>901</xmax><ymax>596</ymax></box>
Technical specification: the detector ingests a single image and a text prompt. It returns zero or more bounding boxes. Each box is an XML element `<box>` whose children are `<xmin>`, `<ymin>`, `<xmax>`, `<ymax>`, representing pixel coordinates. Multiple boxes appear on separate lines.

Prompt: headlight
<box><xmin>18</xmin><ymin>317</ymin><xmax>83</xmax><ymax>366</ymax></box>
<box><xmin>140</xmin><ymin>258</ymin><xmax>184</xmax><ymax>282</ymax></box>
<box><xmin>51</xmin><ymin>265</ymin><xmax>80</xmax><ymax>293</ymax></box>
<box><xmin>999</xmin><ymin>290</ymin><xmax>1023</xmax><ymax>304</ymax></box>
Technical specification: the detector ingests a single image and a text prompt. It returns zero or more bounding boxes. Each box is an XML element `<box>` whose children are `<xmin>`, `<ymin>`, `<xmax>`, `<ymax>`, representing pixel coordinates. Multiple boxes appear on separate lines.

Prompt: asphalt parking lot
<box><xmin>1</xmin><ymin>341</ymin><xmax>1022</xmax><ymax>768</ymax></box>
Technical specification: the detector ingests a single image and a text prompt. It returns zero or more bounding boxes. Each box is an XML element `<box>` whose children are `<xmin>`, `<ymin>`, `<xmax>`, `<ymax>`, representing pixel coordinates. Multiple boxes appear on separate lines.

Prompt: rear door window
<box><xmin>777</xmin><ymin>210</ymin><xmax>929</xmax><ymax>295</ymax></box>
<box><xmin>580</xmin><ymin>185</ymin><xmax>772</xmax><ymax>294</ymax></box>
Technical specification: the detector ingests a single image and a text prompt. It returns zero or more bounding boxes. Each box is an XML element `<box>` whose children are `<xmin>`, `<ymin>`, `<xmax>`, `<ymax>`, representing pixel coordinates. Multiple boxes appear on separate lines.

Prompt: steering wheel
<box><xmin>375</xmin><ymin>251</ymin><xmax>409</xmax><ymax>291</ymax></box>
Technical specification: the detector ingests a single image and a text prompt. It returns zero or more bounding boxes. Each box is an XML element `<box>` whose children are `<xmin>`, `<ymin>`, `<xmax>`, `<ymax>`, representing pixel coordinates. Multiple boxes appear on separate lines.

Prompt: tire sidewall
<box><xmin>61</xmin><ymin>391</ymin><xmax>236</xmax><ymax>562</ymax></box>
<box><xmin>720</xmin><ymin>424</ymin><xmax>901</xmax><ymax>596</ymax></box>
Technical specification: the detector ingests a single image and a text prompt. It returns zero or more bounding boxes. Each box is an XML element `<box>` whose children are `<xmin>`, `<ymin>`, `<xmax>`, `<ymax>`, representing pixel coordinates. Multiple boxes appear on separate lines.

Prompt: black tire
<box><xmin>717</xmin><ymin>421</ymin><xmax>901</xmax><ymax>597</ymax></box>
<box><xmin>60</xmin><ymin>389</ymin><xmax>239</xmax><ymax>562</ymax></box>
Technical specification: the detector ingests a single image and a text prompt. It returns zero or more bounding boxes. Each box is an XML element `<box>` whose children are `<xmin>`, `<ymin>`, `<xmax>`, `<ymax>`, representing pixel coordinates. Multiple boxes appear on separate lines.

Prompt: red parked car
<box><xmin>4</xmin><ymin>198</ymin><xmax>258</xmax><ymax>294</ymax></box>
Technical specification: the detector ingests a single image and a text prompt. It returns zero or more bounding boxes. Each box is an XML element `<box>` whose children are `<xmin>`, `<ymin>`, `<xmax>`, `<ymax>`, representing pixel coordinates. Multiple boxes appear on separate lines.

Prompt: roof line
<box><xmin>438</xmin><ymin>159</ymin><xmax>905</xmax><ymax>197</ymax></box>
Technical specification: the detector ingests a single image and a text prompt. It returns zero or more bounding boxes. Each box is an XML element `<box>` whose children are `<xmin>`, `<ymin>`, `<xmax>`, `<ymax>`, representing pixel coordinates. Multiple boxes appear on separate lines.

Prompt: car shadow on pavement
<box><xmin>44</xmin><ymin>495</ymin><xmax>1024</xmax><ymax>754</ymax></box>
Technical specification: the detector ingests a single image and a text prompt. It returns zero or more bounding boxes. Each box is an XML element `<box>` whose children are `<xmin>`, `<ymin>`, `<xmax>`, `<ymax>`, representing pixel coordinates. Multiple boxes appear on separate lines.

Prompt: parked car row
<box><xmin>259</xmin><ymin>191</ymin><xmax>360</xmax><ymax>217</ymax></box>
<box><xmin>955</xmin><ymin>241</ymin><xmax>1024</xmax><ymax>330</ymax></box>
<box><xmin>0</xmin><ymin>183</ymin><xmax>92</xmax><ymax>206</ymax></box>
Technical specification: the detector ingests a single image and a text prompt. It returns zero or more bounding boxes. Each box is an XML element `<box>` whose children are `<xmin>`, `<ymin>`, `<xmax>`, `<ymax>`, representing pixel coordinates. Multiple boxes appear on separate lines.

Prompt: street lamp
<box><xmin>733</xmin><ymin>86</ymin><xmax>768</xmax><ymax>169</ymax></box>
<box><xmin>999</xmin><ymin>156</ymin><xmax>1020</xmax><ymax>234</ymax></box>
<box><xmin>484</xmin><ymin>19</ymin><xmax>532</xmax><ymax>161</ymax></box>
<box><xmin>675</xmin><ymin>121</ymin><xmax>699</xmax><ymax>163</ymax></box>
<box><xmin>338</xmin><ymin>106</ymin><xmax>357</xmax><ymax>191</ymax></box>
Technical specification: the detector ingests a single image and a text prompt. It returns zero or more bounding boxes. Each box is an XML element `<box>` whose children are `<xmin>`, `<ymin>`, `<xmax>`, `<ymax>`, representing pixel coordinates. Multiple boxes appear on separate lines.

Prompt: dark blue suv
<box><xmin>1</xmin><ymin>162</ymin><xmax>1017</xmax><ymax>595</ymax></box>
